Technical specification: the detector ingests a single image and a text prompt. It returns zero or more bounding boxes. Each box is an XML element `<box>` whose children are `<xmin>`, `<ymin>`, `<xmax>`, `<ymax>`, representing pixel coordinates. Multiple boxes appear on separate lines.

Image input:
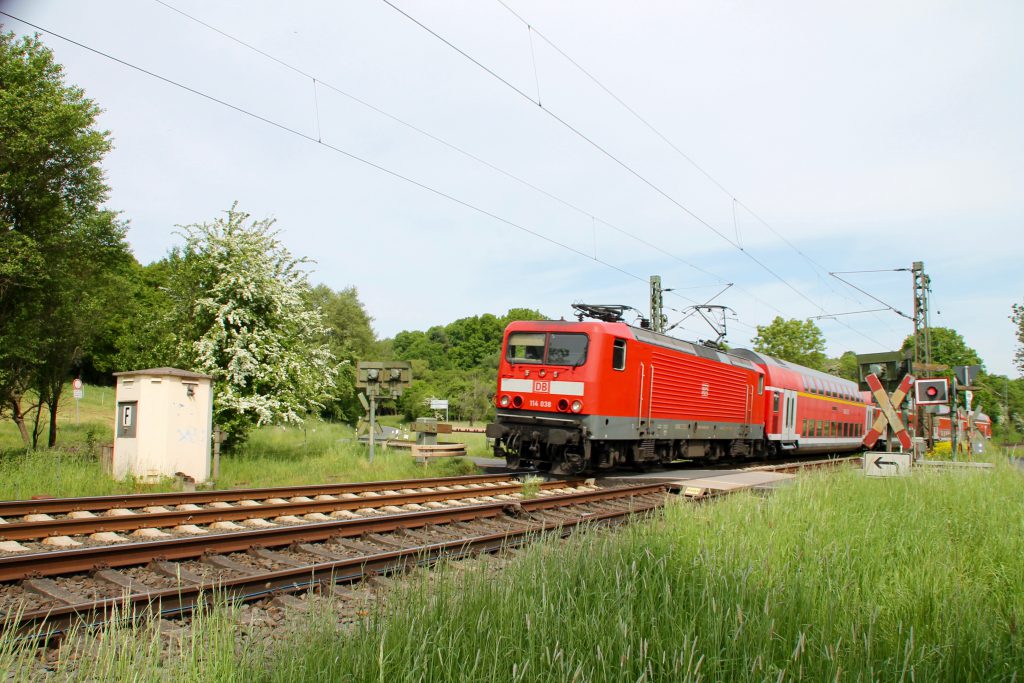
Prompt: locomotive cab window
<box><xmin>757</xmin><ymin>375</ymin><xmax>764</xmax><ymax>395</ymax></box>
<box><xmin>612</xmin><ymin>338</ymin><xmax>627</xmax><ymax>371</ymax></box>
<box><xmin>507</xmin><ymin>333</ymin><xmax>545</xmax><ymax>363</ymax></box>
<box><xmin>507</xmin><ymin>332</ymin><xmax>589</xmax><ymax>366</ymax></box>
<box><xmin>548</xmin><ymin>333</ymin><xmax>588</xmax><ymax>366</ymax></box>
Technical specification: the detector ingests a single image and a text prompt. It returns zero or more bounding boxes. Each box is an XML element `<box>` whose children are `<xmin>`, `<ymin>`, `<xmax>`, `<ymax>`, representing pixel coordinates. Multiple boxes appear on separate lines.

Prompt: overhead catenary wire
<box><xmin>0</xmin><ymin>11</ymin><xmax>668</xmax><ymax>302</ymax></box>
<box><xmin>829</xmin><ymin>272</ymin><xmax>913</xmax><ymax>320</ymax></box>
<box><xmin>379</xmin><ymin>0</ymin><xmax>889</xmax><ymax>349</ymax></box>
<box><xmin>147</xmin><ymin>0</ymin><xmax>759</xmax><ymax>308</ymax></box>
<box><xmin>6</xmin><ymin>7</ymin><xmax>874</xmax><ymax>346</ymax></box>
<box><xmin>3</xmin><ymin>10</ymin><xmax>761</xmax><ymax>335</ymax></box>
<box><xmin>494</xmin><ymin>0</ymin><xmax>899</xmax><ymax>331</ymax></box>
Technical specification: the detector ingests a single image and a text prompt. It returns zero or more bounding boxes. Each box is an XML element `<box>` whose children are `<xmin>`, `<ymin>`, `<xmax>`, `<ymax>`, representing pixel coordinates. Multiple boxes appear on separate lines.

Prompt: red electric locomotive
<box><xmin>486</xmin><ymin>317</ymin><xmax>869</xmax><ymax>474</ymax></box>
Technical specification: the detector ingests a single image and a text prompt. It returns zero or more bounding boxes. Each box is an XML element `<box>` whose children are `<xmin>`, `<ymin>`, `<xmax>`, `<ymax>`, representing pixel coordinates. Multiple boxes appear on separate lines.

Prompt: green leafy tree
<box><xmin>303</xmin><ymin>284</ymin><xmax>375</xmax><ymax>422</ymax></box>
<box><xmin>971</xmin><ymin>374</ymin><xmax>1024</xmax><ymax>439</ymax></box>
<box><xmin>901</xmin><ymin>327</ymin><xmax>982</xmax><ymax>369</ymax></box>
<box><xmin>501</xmin><ymin>308</ymin><xmax>547</xmax><ymax>325</ymax></box>
<box><xmin>306</xmin><ymin>284</ymin><xmax>376</xmax><ymax>359</ymax></box>
<box><xmin>0</xmin><ymin>32</ymin><xmax>130</xmax><ymax>446</ymax></box>
<box><xmin>837</xmin><ymin>351</ymin><xmax>859</xmax><ymax>381</ymax></box>
<box><xmin>446</xmin><ymin>314</ymin><xmax>505</xmax><ymax>370</ymax></box>
<box><xmin>388</xmin><ymin>308</ymin><xmax>545</xmax><ymax>420</ymax></box>
<box><xmin>160</xmin><ymin>204</ymin><xmax>339</xmax><ymax>444</ymax></box>
<box><xmin>97</xmin><ymin>259</ymin><xmax>178</xmax><ymax>374</ymax></box>
<box><xmin>751</xmin><ymin>317</ymin><xmax>827</xmax><ymax>370</ymax></box>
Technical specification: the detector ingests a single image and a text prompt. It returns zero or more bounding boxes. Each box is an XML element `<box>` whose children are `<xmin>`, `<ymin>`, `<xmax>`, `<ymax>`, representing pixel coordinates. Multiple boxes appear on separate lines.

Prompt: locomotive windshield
<box><xmin>507</xmin><ymin>332</ymin><xmax>588</xmax><ymax>366</ymax></box>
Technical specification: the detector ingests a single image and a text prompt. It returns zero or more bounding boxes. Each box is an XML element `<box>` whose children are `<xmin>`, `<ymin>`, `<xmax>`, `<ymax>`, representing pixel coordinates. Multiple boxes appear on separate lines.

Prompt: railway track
<box><xmin>0</xmin><ymin>457</ymin><xmax>857</xmax><ymax>641</ymax></box>
<box><xmin>0</xmin><ymin>483</ymin><xmax>668</xmax><ymax>639</ymax></box>
<box><xmin>0</xmin><ymin>474</ymin><xmax>577</xmax><ymax>552</ymax></box>
<box><xmin>742</xmin><ymin>453</ymin><xmax>862</xmax><ymax>474</ymax></box>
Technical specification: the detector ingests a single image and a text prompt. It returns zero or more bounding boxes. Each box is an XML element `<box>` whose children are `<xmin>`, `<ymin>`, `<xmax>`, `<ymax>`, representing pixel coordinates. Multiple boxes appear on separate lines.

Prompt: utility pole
<box><xmin>911</xmin><ymin>261</ymin><xmax>932</xmax><ymax>452</ymax></box>
<box><xmin>650</xmin><ymin>275</ymin><xmax>666</xmax><ymax>334</ymax></box>
<box><xmin>911</xmin><ymin>262</ymin><xmax>931</xmax><ymax>368</ymax></box>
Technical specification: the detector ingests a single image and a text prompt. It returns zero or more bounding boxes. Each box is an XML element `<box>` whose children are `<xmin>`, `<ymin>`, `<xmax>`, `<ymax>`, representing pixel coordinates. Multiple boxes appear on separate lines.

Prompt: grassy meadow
<box><xmin>255</xmin><ymin>459</ymin><xmax>1023</xmax><ymax>683</ymax></box>
<box><xmin>0</xmin><ymin>383</ymin><xmax>482</xmax><ymax>501</ymax></box>
<box><xmin>0</xmin><ymin>452</ymin><xmax>1018</xmax><ymax>681</ymax></box>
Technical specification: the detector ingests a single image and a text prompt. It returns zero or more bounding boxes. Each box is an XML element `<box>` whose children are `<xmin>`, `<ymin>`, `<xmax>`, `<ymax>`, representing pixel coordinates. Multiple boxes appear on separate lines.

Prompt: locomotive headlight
<box><xmin>571</xmin><ymin>400</ymin><xmax>583</xmax><ymax>413</ymax></box>
<box><xmin>512</xmin><ymin>396</ymin><xmax>523</xmax><ymax>408</ymax></box>
<box><xmin>499</xmin><ymin>395</ymin><xmax>511</xmax><ymax>408</ymax></box>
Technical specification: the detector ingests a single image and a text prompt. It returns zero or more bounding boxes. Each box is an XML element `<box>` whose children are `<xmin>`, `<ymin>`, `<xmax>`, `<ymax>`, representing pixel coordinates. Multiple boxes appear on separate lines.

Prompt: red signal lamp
<box><xmin>915</xmin><ymin>378</ymin><xmax>949</xmax><ymax>405</ymax></box>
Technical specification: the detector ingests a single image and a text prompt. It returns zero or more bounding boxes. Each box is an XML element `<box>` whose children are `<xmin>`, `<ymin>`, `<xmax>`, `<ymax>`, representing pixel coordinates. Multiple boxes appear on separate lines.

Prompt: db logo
<box><xmin>533</xmin><ymin>381</ymin><xmax>550</xmax><ymax>393</ymax></box>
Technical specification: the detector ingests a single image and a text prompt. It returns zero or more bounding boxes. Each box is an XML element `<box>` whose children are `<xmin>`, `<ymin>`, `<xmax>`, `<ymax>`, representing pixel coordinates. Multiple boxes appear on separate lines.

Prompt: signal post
<box><xmin>356</xmin><ymin>361</ymin><xmax>412</xmax><ymax>463</ymax></box>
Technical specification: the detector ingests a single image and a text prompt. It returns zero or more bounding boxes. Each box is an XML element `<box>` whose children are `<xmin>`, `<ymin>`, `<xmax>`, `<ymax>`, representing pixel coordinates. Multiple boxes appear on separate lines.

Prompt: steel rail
<box><xmin>11</xmin><ymin>489</ymin><xmax>668</xmax><ymax>637</ymax></box>
<box><xmin>0</xmin><ymin>480</ymin><xmax>583</xmax><ymax>541</ymax></box>
<box><xmin>0</xmin><ymin>484</ymin><xmax>666</xmax><ymax>582</ymax></box>
<box><xmin>0</xmin><ymin>474</ymin><xmax>523</xmax><ymax>517</ymax></box>
<box><xmin>749</xmin><ymin>454</ymin><xmax>862</xmax><ymax>474</ymax></box>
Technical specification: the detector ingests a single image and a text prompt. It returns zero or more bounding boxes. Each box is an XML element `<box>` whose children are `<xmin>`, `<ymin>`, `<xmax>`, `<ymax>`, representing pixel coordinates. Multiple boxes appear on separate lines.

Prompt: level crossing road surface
<box><xmin>470</xmin><ymin>457</ymin><xmax>799</xmax><ymax>494</ymax></box>
<box><xmin>604</xmin><ymin>468</ymin><xmax>796</xmax><ymax>493</ymax></box>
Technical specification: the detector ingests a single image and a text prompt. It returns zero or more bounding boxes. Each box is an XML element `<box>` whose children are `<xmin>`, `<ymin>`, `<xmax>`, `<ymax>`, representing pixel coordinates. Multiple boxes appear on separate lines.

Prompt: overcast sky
<box><xmin>3</xmin><ymin>0</ymin><xmax>1022</xmax><ymax>378</ymax></box>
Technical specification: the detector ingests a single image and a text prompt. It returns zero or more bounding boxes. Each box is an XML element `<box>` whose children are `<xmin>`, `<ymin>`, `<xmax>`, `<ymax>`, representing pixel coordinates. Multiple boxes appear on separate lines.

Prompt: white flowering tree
<box><xmin>165</xmin><ymin>204</ymin><xmax>338</xmax><ymax>443</ymax></box>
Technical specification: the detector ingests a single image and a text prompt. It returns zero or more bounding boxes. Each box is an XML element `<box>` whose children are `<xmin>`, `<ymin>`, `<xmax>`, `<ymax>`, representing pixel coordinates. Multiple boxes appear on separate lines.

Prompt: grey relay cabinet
<box><xmin>112</xmin><ymin>367</ymin><xmax>214</xmax><ymax>483</ymax></box>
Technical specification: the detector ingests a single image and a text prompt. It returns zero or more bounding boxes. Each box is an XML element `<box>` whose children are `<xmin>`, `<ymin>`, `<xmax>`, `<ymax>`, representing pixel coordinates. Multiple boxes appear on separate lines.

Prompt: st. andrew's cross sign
<box><xmin>862</xmin><ymin>373</ymin><xmax>914</xmax><ymax>451</ymax></box>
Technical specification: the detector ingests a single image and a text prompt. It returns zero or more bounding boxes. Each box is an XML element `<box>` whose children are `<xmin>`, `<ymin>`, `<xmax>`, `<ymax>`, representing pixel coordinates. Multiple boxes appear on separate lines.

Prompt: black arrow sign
<box><xmin>872</xmin><ymin>456</ymin><xmax>897</xmax><ymax>469</ymax></box>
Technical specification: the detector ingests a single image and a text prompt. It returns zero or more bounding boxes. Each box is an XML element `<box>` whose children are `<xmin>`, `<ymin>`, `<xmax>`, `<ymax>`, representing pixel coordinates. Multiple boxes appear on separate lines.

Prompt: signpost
<box><xmin>72</xmin><ymin>378</ymin><xmax>84</xmax><ymax>424</ymax></box>
<box><xmin>863</xmin><ymin>373</ymin><xmax>914</xmax><ymax>452</ymax></box>
<box><xmin>951</xmin><ymin>364</ymin><xmax>982</xmax><ymax>460</ymax></box>
<box><xmin>428</xmin><ymin>398</ymin><xmax>449</xmax><ymax>421</ymax></box>
<box><xmin>864</xmin><ymin>452</ymin><xmax>911</xmax><ymax>477</ymax></box>
<box><xmin>862</xmin><ymin>372</ymin><xmax>914</xmax><ymax>478</ymax></box>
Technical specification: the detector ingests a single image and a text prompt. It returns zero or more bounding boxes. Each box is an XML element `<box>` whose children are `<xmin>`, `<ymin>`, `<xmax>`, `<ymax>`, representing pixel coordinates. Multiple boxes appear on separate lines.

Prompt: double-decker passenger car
<box><xmin>486</xmin><ymin>319</ymin><xmax>869</xmax><ymax>474</ymax></box>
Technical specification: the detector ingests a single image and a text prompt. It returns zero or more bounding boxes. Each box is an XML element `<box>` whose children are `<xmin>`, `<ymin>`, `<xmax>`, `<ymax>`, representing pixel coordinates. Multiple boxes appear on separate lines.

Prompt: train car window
<box><xmin>757</xmin><ymin>375</ymin><xmax>764</xmax><ymax>395</ymax></box>
<box><xmin>506</xmin><ymin>333</ymin><xmax>546</xmax><ymax>363</ymax></box>
<box><xmin>548</xmin><ymin>333</ymin><xmax>589</xmax><ymax>366</ymax></box>
<box><xmin>831</xmin><ymin>421</ymin><xmax>837</xmax><ymax>436</ymax></box>
<box><xmin>772</xmin><ymin>392</ymin><xmax>780</xmax><ymax>412</ymax></box>
<box><xmin>612</xmin><ymin>339</ymin><xmax>627</xmax><ymax>371</ymax></box>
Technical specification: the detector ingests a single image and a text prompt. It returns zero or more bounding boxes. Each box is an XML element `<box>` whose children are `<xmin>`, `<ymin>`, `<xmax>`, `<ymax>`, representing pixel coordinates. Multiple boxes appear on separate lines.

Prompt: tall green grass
<box><xmin>259</xmin><ymin>463</ymin><xmax>1023</xmax><ymax>682</ymax></box>
<box><xmin>0</xmin><ymin>450</ymin><xmax>180</xmax><ymax>500</ymax></box>
<box><xmin>0</xmin><ymin>461</ymin><xmax>1019</xmax><ymax>680</ymax></box>
<box><xmin>0</xmin><ymin>420</ymin><xmax>478</xmax><ymax>501</ymax></box>
<box><xmin>218</xmin><ymin>422</ymin><xmax>478</xmax><ymax>489</ymax></box>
